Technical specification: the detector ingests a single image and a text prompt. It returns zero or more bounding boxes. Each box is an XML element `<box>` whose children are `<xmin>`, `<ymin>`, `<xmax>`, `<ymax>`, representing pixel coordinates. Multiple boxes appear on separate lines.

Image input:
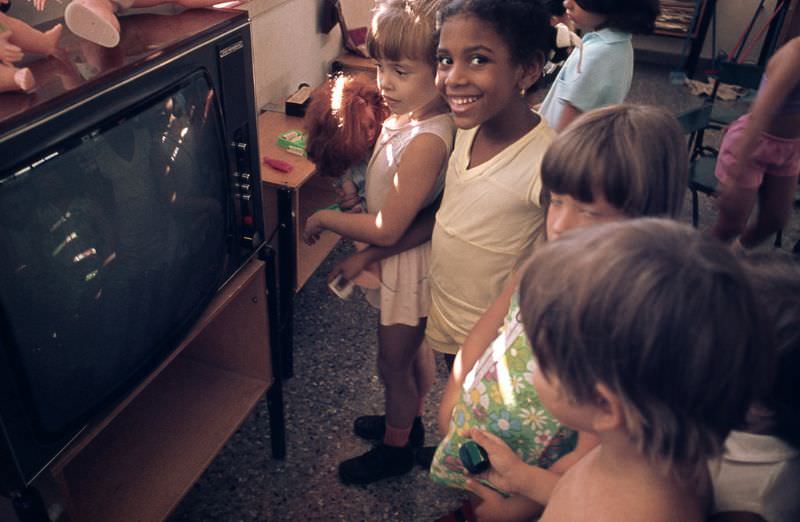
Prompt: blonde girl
<box><xmin>302</xmin><ymin>0</ymin><xmax>454</xmax><ymax>485</ymax></box>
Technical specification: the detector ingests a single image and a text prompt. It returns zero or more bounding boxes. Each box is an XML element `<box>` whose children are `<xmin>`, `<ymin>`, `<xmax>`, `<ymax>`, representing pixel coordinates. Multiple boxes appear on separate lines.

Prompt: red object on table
<box><xmin>263</xmin><ymin>156</ymin><xmax>293</xmax><ymax>173</ymax></box>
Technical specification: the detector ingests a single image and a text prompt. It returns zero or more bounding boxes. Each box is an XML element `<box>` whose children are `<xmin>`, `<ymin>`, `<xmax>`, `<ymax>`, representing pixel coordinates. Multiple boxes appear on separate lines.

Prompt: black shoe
<box><xmin>352</xmin><ymin>415</ymin><xmax>425</xmax><ymax>447</ymax></box>
<box><xmin>414</xmin><ymin>445</ymin><xmax>436</xmax><ymax>470</ymax></box>
<box><xmin>338</xmin><ymin>444</ymin><xmax>415</xmax><ymax>485</ymax></box>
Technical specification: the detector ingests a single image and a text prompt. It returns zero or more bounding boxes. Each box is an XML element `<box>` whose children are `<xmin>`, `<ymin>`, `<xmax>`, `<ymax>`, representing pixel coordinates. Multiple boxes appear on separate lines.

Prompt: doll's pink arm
<box><xmin>23</xmin><ymin>0</ymin><xmax>60</xmax><ymax>13</ymax></box>
<box><xmin>0</xmin><ymin>13</ymin><xmax>61</xmax><ymax>55</ymax></box>
<box><xmin>0</xmin><ymin>30</ymin><xmax>24</xmax><ymax>64</ymax></box>
<box><xmin>0</xmin><ymin>62</ymin><xmax>34</xmax><ymax>92</ymax></box>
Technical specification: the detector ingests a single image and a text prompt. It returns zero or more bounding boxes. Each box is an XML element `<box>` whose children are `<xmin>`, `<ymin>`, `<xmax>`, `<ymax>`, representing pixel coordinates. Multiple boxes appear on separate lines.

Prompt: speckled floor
<box><xmin>167</xmin><ymin>61</ymin><xmax>800</xmax><ymax>522</ymax></box>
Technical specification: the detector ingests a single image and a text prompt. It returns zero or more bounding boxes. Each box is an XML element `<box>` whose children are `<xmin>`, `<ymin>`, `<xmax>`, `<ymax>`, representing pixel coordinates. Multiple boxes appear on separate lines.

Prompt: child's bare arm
<box><xmin>464</xmin><ymin>485</ymin><xmax>543</xmax><ymax>522</ymax></box>
<box><xmin>554</xmin><ymin>102</ymin><xmax>583</xmax><ymax>132</ymax></box>
<box><xmin>438</xmin><ymin>279</ymin><xmax>517</xmax><ymax>433</ymax></box>
<box><xmin>303</xmin><ymin>133</ymin><xmax>447</xmax><ymax>246</ymax></box>
<box><xmin>327</xmin><ymin>202</ymin><xmax>438</xmax><ymax>284</ymax></box>
<box><xmin>470</xmin><ymin>428</ymin><xmax>598</xmax><ymax>506</ymax></box>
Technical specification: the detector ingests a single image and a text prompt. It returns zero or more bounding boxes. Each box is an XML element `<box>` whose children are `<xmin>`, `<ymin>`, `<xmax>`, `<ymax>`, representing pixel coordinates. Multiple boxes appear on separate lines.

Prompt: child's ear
<box><xmin>590</xmin><ymin>383</ymin><xmax>625</xmax><ymax>433</ymax></box>
<box><xmin>515</xmin><ymin>52</ymin><xmax>545</xmax><ymax>93</ymax></box>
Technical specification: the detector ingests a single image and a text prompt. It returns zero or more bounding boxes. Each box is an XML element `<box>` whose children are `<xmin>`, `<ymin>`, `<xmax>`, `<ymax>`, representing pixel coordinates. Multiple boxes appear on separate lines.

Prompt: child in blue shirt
<box><xmin>539</xmin><ymin>0</ymin><xmax>659</xmax><ymax>131</ymax></box>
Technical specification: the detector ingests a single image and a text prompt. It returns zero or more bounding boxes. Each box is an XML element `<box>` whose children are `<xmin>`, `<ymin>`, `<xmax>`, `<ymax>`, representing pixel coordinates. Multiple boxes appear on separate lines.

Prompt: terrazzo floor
<box><xmin>167</xmin><ymin>60</ymin><xmax>800</xmax><ymax>522</ymax></box>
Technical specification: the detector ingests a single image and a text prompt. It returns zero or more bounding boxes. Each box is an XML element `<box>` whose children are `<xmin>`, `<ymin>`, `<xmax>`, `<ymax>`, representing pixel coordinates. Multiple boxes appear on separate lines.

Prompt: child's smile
<box><xmin>436</xmin><ymin>14</ymin><xmax>531</xmax><ymax>131</ymax></box>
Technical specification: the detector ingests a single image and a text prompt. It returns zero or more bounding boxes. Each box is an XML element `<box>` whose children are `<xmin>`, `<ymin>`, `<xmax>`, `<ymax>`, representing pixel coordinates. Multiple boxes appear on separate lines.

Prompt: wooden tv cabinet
<box><xmin>31</xmin><ymin>256</ymin><xmax>281</xmax><ymax>522</ymax></box>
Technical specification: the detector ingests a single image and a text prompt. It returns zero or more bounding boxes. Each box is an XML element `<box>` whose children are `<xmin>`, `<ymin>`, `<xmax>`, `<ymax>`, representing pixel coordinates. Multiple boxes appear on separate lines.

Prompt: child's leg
<box><xmin>740</xmin><ymin>173</ymin><xmax>799</xmax><ymax>247</ymax></box>
<box><xmin>413</xmin><ymin>339</ymin><xmax>436</xmax><ymax>416</ymax></box>
<box><xmin>711</xmin><ymin>182</ymin><xmax>758</xmax><ymax>242</ymax></box>
<box><xmin>378</xmin><ymin>319</ymin><xmax>427</xmax><ymax>446</ymax></box>
<box><xmin>338</xmin><ymin>319</ymin><xmax>426</xmax><ymax>484</ymax></box>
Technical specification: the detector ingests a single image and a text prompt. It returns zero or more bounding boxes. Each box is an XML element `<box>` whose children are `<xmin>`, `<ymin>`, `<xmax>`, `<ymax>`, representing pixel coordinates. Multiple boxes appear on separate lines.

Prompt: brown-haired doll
<box><xmin>304</xmin><ymin>73</ymin><xmax>388</xmax><ymax>213</ymax></box>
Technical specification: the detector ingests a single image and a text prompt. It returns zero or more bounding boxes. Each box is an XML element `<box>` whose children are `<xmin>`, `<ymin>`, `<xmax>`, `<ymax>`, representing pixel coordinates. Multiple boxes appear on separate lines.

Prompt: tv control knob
<box><xmin>238</xmin><ymin>183</ymin><xmax>251</xmax><ymax>192</ymax></box>
<box><xmin>235</xmin><ymin>193</ymin><xmax>252</xmax><ymax>201</ymax></box>
<box><xmin>238</xmin><ymin>172</ymin><xmax>251</xmax><ymax>181</ymax></box>
<box><xmin>232</xmin><ymin>141</ymin><xmax>248</xmax><ymax>152</ymax></box>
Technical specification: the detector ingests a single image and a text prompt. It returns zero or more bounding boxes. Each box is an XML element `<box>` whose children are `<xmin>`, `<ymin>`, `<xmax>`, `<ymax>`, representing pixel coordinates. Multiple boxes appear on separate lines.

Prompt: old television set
<box><xmin>0</xmin><ymin>7</ymin><xmax>265</xmax><ymax>502</ymax></box>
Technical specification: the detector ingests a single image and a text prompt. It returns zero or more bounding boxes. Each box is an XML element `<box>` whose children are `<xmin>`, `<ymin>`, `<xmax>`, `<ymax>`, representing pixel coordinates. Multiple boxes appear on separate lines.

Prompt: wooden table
<box><xmin>258</xmin><ymin>110</ymin><xmax>340</xmax><ymax>377</ymax></box>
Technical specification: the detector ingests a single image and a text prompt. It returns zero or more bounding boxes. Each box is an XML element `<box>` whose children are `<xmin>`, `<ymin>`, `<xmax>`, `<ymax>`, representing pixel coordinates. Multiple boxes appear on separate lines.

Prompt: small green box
<box><xmin>277</xmin><ymin>130</ymin><xmax>306</xmax><ymax>156</ymax></box>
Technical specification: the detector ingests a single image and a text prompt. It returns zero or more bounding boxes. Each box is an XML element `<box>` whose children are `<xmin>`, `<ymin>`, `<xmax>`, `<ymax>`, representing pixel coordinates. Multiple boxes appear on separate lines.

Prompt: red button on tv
<box><xmin>243</xmin><ymin>216</ymin><xmax>253</xmax><ymax>225</ymax></box>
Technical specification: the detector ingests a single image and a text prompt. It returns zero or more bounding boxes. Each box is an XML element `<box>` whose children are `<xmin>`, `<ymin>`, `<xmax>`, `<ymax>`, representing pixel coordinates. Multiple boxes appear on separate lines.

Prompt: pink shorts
<box><xmin>715</xmin><ymin>114</ymin><xmax>800</xmax><ymax>189</ymax></box>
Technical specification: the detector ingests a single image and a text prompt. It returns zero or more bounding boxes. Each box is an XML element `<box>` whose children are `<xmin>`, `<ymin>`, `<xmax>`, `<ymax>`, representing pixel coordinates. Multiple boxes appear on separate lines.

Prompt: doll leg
<box><xmin>64</xmin><ymin>0</ymin><xmax>121</xmax><ymax>48</ymax></box>
<box><xmin>0</xmin><ymin>64</ymin><xmax>35</xmax><ymax>93</ymax></box>
<box><xmin>0</xmin><ymin>13</ymin><xmax>62</xmax><ymax>55</ymax></box>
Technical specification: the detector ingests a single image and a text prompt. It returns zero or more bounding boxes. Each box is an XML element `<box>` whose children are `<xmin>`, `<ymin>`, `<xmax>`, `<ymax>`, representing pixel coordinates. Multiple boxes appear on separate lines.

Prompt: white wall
<box><xmin>243</xmin><ymin>0</ymin><xmax>343</xmax><ymax>109</ymax></box>
<box><xmin>635</xmin><ymin>0</ymin><xmax>781</xmax><ymax>64</ymax></box>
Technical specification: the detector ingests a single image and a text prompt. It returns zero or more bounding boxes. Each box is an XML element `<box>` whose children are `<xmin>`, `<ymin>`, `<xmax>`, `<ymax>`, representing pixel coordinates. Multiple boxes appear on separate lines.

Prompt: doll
<box><xmin>28</xmin><ymin>0</ymin><xmax>243</xmax><ymax>48</ymax></box>
<box><xmin>0</xmin><ymin>0</ymin><xmax>62</xmax><ymax>92</ymax></box>
<box><xmin>303</xmin><ymin>73</ymin><xmax>387</xmax><ymax>291</ymax></box>
<box><xmin>304</xmin><ymin>73</ymin><xmax>388</xmax><ymax>214</ymax></box>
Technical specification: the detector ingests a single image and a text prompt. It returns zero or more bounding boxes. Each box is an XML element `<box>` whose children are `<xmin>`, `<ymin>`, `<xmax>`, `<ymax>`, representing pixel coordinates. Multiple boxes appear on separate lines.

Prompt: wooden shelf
<box><xmin>46</xmin><ymin>259</ymin><xmax>271</xmax><ymax>522</ymax></box>
<box><xmin>257</xmin><ymin>110</ymin><xmax>340</xmax><ymax>292</ymax></box>
<box><xmin>654</xmin><ymin>0</ymin><xmax>706</xmax><ymax>38</ymax></box>
<box><xmin>332</xmin><ymin>52</ymin><xmax>376</xmax><ymax>77</ymax></box>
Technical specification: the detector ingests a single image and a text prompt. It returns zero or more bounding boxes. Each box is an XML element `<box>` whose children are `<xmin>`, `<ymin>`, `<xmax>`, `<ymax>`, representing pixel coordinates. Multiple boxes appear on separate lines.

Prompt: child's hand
<box><xmin>465</xmin><ymin>479</ymin><xmax>508</xmax><ymax>522</ymax></box>
<box><xmin>335</xmin><ymin>186</ymin><xmax>363</xmax><ymax>213</ymax></box>
<box><xmin>327</xmin><ymin>250</ymin><xmax>371</xmax><ymax>284</ymax></box>
<box><xmin>469</xmin><ymin>428</ymin><xmax>525</xmax><ymax>496</ymax></box>
<box><xmin>302</xmin><ymin>213</ymin><xmax>324</xmax><ymax>245</ymax></box>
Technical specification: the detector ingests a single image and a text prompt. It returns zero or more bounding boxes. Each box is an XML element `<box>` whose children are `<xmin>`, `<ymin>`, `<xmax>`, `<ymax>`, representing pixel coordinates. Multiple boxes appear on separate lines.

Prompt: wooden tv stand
<box><xmin>30</xmin><ymin>256</ymin><xmax>282</xmax><ymax>522</ymax></box>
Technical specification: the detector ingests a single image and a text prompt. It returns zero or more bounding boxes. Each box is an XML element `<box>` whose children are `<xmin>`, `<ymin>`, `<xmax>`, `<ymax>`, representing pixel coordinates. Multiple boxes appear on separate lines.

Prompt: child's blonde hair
<box><xmin>367</xmin><ymin>0</ymin><xmax>443</xmax><ymax>66</ymax></box>
<box><xmin>541</xmin><ymin>104</ymin><xmax>687</xmax><ymax>218</ymax></box>
<box><xmin>519</xmin><ymin>219</ymin><xmax>768</xmax><ymax>477</ymax></box>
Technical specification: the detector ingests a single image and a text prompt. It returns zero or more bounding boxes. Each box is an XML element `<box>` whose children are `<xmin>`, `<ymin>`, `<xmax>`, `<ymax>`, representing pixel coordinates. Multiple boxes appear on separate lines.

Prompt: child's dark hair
<box><xmin>545</xmin><ymin>0</ymin><xmax>566</xmax><ymax>17</ymax></box>
<box><xmin>519</xmin><ymin>219</ymin><xmax>768</xmax><ymax>477</ymax></box>
<box><xmin>576</xmin><ymin>0</ymin><xmax>661</xmax><ymax>34</ymax></box>
<box><xmin>741</xmin><ymin>251</ymin><xmax>800</xmax><ymax>449</ymax></box>
<box><xmin>541</xmin><ymin>104</ymin><xmax>687</xmax><ymax>218</ymax></box>
<box><xmin>439</xmin><ymin>0</ymin><xmax>557</xmax><ymax>65</ymax></box>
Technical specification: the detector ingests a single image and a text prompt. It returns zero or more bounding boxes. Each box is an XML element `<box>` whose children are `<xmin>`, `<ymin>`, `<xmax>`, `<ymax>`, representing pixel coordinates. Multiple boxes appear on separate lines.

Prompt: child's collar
<box><xmin>587</xmin><ymin>27</ymin><xmax>632</xmax><ymax>44</ymax></box>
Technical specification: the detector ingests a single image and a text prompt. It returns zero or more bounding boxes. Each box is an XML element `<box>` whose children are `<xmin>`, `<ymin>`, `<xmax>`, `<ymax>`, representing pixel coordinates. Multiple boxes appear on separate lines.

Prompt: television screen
<box><xmin>0</xmin><ymin>72</ymin><xmax>230</xmax><ymax>434</ymax></box>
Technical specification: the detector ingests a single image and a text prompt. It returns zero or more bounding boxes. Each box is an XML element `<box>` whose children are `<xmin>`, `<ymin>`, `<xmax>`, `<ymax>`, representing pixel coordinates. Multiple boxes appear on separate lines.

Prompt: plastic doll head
<box><xmin>304</xmin><ymin>74</ymin><xmax>389</xmax><ymax>178</ymax></box>
<box><xmin>541</xmin><ymin>104</ymin><xmax>687</xmax><ymax>219</ymax></box>
<box><xmin>519</xmin><ymin>219</ymin><xmax>768</xmax><ymax>477</ymax></box>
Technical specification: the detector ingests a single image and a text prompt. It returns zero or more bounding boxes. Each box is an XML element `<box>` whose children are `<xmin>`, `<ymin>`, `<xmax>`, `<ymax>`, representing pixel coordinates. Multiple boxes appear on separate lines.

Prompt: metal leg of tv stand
<box><xmin>10</xmin><ymin>487</ymin><xmax>49</xmax><ymax>522</ymax></box>
<box><xmin>276</xmin><ymin>188</ymin><xmax>295</xmax><ymax>380</ymax></box>
<box><xmin>262</xmin><ymin>245</ymin><xmax>286</xmax><ymax>460</ymax></box>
